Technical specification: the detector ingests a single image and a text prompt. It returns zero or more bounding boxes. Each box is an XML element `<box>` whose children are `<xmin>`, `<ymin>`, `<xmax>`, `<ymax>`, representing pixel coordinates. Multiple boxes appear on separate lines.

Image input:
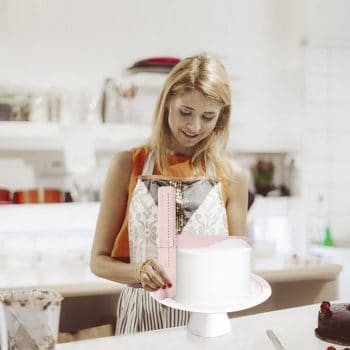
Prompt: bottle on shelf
<box><xmin>314</xmin><ymin>194</ymin><xmax>333</xmax><ymax>246</ymax></box>
<box><xmin>323</xmin><ymin>225</ymin><xmax>334</xmax><ymax>247</ymax></box>
<box><xmin>100</xmin><ymin>78</ymin><xmax>122</xmax><ymax>123</ymax></box>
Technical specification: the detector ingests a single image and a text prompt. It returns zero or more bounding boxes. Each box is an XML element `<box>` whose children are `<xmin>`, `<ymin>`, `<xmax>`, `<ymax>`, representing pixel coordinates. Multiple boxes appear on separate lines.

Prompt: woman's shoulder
<box><xmin>110</xmin><ymin>149</ymin><xmax>132</xmax><ymax>164</ymax></box>
<box><xmin>108</xmin><ymin>150</ymin><xmax>133</xmax><ymax>179</ymax></box>
<box><xmin>110</xmin><ymin>145</ymin><xmax>150</xmax><ymax>164</ymax></box>
<box><xmin>225</xmin><ymin>158</ymin><xmax>248</xmax><ymax>202</ymax></box>
<box><xmin>109</xmin><ymin>145</ymin><xmax>151</xmax><ymax>177</ymax></box>
<box><xmin>227</xmin><ymin>158</ymin><xmax>247</xmax><ymax>182</ymax></box>
<box><xmin>216</xmin><ymin>156</ymin><xmax>247</xmax><ymax>184</ymax></box>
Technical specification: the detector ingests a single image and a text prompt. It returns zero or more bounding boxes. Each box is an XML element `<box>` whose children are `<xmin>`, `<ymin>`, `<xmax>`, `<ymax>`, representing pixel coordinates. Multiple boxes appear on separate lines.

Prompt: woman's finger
<box><xmin>150</xmin><ymin>259</ymin><xmax>171</xmax><ymax>285</ymax></box>
<box><xmin>144</xmin><ymin>264</ymin><xmax>165</xmax><ymax>288</ymax></box>
<box><xmin>141</xmin><ymin>272</ymin><xmax>159</xmax><ymax>290</ymax></box>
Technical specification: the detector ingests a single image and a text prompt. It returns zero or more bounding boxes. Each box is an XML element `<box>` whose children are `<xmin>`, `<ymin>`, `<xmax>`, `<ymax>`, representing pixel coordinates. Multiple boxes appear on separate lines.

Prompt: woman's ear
<box><xmin>216</xmin><ymin>105</ymin><xmax>229</xmax><ymax>130</ymax></box>
<box><xmin>164</xmin><ymin>108</ymin><xmax>169</xmax><ymax>120</ymax></box>
<box><xmin>214</xmin><ymin>114</ymin><xmax>224</xmax><ymax>131</ymax></box>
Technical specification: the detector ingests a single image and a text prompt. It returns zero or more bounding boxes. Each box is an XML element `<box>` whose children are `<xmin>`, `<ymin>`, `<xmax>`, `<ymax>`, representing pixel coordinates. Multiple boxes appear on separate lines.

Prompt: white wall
<box><xmin>1</xmin><ymin>0</ymin><xmax>253</xmax><ymax>89</ymax></box>
<box><xmin>302</xmin><ymin>46</ymin><xmax>350</xmax><ymax>244</ymax></box>
<box><xmin>301</xmin><ymin>0</ymin><xmax>350</xmax><ymax>244</ymax></box>
<box><xmin>0</xmin><ymin>0</ymin><xmax>301</xmax><ymax>133</ymax></box>
<box><xmin>305</xmin><ymin>0</ymin><xmax>350</xmax><ymax>47</ymax></box>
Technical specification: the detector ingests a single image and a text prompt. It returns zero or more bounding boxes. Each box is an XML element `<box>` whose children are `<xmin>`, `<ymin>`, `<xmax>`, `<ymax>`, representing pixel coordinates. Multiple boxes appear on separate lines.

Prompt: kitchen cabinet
<box><xmin>310</xmin><ymin>244</ymin><xmax>350</xmax><ymax>299</ymax></box>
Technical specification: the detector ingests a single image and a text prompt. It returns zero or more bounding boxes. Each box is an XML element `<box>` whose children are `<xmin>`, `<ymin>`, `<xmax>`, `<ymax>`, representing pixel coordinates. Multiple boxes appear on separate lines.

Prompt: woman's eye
<box><xmin>180</xmin><ymin>110</ymin><xmax>191</xmax><ymax>116</ymax></box>
<box><xmin>202</xmin><ymin>115</ymin><xmax>215</xmax><ymax>121</ymax></box>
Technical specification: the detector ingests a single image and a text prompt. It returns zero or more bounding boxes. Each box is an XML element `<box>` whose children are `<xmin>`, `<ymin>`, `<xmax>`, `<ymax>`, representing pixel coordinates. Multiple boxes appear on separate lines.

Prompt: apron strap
<box><xmin>141</xmin><ymin>150</ymin><xmax>156</xmax><ymax>176</ymax></box>
<box><xmin>206</xmin><ymin>160</ymin><xmax>216</xmax><ymax>177</ymax></box>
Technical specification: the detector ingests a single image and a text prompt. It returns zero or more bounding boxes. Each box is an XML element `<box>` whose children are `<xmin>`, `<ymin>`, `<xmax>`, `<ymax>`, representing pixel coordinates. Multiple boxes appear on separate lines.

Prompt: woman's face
<box><xmin>167</xmin><ymin>89</ymin><xmax>223</xmax><ymax>156</ymax></box>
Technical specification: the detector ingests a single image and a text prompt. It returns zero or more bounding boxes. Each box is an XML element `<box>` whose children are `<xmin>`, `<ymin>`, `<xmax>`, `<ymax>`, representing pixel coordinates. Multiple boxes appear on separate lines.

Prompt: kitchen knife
<box><xmin>266</xmin><ymin>329</ymin><xmax>285</xmax><ymax>350</ymax></box>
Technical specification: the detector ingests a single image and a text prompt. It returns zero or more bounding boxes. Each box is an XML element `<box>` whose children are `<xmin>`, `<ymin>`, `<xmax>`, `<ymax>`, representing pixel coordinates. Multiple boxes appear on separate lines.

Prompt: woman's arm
<box><xmin>90</xmin><ymin>150</ymin><xmax>140</xmax><ymax>284</ymax></box>
<box><xmin>226</xmin><ymin>162</ymin><xmax>249</xmax><ymax>236</ymax></box>
<box><xmin>90</xmin><ymin>151</ymin><xmax>170</xmax><ymax>291</ymax></box>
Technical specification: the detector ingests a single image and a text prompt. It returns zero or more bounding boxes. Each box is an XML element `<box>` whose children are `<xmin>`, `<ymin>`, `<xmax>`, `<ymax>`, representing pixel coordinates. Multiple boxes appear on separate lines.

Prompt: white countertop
<box><xmin>56</xmin><ymin>302</ymin><xmax>346</xmax><ymax>349</ymax></box>
<box><xmin>0</xmin><ymin>256</ymin><xmax>341</xmax><ymax>297</ymax></box>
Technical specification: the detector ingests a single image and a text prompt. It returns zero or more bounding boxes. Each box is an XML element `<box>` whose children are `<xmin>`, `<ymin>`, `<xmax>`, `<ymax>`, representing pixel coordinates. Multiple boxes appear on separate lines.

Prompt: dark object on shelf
<box><xmin>279</xmin><ymin>184</ymin><xmax>290</xmax><ymax>196</ymax></box>
<box><xmin>128</xmin><ymin>57</ymin><xmax>181</xmax><ymax>74</ymax></box>
<box><xmin>64</xmin><ymin>191</ymin><xmax>74</xmax><ymax>203</ymax></box>
<box><xmin>0</xmin><ymin>93</ymin><xmax>31</xmax><ymax>121</ymax></box>
<box><xmin>0</xmin><ymin>103</ymin><xmax>12</xmax><ymax>121</ymax></box>
<box><xmin>252</xmin><ymin>159</ymin><xmax>275</xmax><ymax>196</ymax></box>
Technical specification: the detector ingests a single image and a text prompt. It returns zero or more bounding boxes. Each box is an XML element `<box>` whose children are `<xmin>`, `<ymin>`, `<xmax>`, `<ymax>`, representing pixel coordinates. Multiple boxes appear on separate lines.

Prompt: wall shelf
<box><xmin>0</xmin><ymin>121</ymin><xmax>300</xmax><ymax>154</ymax></box>
<box><xmin>0</xmin><ymin>121</ymin><xmax>152</xmax><ymax>153</ymax></box>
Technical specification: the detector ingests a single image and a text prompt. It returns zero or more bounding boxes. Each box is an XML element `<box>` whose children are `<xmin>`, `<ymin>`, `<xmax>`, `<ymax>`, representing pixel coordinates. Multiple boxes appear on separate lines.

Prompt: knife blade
<box><xmin>266</xmin><ymin>329</ymin><xmax>285</xmax><ymax>350</ymax></box>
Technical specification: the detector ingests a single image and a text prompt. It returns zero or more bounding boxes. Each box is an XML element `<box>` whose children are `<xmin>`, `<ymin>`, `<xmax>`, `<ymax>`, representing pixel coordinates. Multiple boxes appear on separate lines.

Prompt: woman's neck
<box><xmin>168</xmin><ymin>150</ymin><xmax>192</xmax><ymax>157</ymax></box>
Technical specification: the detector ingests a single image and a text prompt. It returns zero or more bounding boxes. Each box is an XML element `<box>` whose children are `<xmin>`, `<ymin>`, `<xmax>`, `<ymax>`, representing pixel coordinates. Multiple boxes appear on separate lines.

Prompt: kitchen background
<box><xmin>1</xmin><ymin>0</ymin><xmax>350</xmax><ymax>306</ymax></box>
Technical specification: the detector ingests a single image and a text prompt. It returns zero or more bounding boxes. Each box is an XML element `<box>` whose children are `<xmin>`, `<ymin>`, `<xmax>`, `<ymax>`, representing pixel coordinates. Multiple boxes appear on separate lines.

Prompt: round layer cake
<box><xmin>175</xmin><ymin>238</ymin><xmax>251</xmax><ymax>307</ymax></box>
<box><xmin>315</xmin><ymin>301</ymin><xmax>350</xmax><ymax>346</ymax></box>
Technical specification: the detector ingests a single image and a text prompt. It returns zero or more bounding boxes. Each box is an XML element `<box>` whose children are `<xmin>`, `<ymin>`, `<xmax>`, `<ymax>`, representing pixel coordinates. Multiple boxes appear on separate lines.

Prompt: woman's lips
<box><xmin>181</xmin><ymin>129</ymin><xmax>200</xmax><ymax>139</ymax></box>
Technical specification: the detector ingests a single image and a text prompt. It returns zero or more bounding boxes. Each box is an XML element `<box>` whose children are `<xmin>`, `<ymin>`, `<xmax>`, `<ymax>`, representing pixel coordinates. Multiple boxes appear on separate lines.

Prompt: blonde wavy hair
<box><xmin>149</xmin><ymin>55</ymin><xmax>232</xmax><ymax>178</ymax></box>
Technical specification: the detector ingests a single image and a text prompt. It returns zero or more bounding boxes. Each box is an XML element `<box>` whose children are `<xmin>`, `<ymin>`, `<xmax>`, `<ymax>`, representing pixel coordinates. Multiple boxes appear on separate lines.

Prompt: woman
<box><xmin>90</xmin><ymin>55</ymin><xmax>248</xmax><ymax>334</ymax></box>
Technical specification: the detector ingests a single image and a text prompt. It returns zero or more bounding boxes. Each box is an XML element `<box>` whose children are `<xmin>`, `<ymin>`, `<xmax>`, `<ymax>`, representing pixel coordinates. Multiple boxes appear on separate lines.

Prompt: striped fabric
<box><xmin>116</xmin><ymin>287</ymin><xmax>190</xmax><ymax>334</ymax></box>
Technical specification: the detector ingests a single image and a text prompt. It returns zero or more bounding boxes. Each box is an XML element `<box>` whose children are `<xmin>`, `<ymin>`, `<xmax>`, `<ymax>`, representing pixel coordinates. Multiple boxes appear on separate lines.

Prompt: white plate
<box><xmin>150</xmin><ymin>273</ymin><xmax>271</xmax><ymax>313</ymax></box>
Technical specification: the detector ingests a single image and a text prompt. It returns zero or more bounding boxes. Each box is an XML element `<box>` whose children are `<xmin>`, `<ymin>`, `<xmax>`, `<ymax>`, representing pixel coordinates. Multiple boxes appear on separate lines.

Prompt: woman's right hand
<box><xmin>138</xmin><ymin>258</ymin><xmax>172</xmax><ymax>292</ymax></box>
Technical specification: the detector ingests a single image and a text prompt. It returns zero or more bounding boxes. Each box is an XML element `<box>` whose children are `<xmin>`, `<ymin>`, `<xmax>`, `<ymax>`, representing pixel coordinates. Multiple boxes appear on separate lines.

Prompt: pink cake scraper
<box><xmin>155</xmin><ymin>186</ymin><xmax>177</xmax><ymax>299</ymax></box>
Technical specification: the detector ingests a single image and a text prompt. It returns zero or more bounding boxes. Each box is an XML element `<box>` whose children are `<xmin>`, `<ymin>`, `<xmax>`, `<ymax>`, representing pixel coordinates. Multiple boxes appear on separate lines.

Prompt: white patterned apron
<box><xmin>115</xmin><ymin>151</ymin><xmax>229</xmax><ymax>334</ymax></box>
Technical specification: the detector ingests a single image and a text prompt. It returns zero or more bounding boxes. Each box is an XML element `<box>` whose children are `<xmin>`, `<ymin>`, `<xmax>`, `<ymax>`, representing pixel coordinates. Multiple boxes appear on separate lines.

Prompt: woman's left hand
<box><xmin>138</xmin><ymin>258</ymin><xmax>171</xmax><ymax>292</ymax></box>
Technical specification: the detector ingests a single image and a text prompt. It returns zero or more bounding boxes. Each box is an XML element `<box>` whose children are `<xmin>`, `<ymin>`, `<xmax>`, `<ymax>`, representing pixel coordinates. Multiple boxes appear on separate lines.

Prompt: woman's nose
<box><xmin>187</xmin><ymin>116</ymin><xmax>201</xmax><ymax>133</ymax></box>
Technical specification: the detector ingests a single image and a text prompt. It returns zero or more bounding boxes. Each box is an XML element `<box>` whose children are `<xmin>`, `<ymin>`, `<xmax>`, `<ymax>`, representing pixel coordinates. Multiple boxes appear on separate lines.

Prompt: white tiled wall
<box><xmin>303</xmin><ymin>46</ymin><xmax>350</xmax><ymax>244</ymax></box>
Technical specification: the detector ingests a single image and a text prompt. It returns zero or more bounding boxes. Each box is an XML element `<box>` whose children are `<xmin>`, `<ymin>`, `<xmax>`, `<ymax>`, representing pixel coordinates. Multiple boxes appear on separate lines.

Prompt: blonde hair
<box><xmin>149</xmin><ymin>55</ymin><xmax>232</xmax><ymax>178</ymax></box>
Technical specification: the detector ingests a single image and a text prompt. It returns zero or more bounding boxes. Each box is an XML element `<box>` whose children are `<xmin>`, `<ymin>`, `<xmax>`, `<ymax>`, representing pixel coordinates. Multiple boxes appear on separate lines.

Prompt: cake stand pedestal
<box><xmin>151</xmin><ymin>274</ymin><xmax>271</xmax><ymax>338</ymax></box>
<box><xmin>188</xmin><ymin>312</ymin><xmax>231</xmax><ymax>337</ymax></box>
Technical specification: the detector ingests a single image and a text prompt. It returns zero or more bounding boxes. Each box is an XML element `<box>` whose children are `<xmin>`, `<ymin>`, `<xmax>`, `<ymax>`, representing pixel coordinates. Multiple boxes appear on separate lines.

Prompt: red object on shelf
<box><xmin>128</xmin><ymin>57</ymin><xmax>181</xmax><ymax>73</ymax></box>
<box><xmin>13</xmin><ymin>189</ymin><xmax>39</xmax><ymax>204</ymax></box>
<box><xmin>13</xmin><ymin>188</ymin><xmax>62</xmax><ymax>204</ymax></box>
<box><xmin>0</xmin><ymin>188</ymin><xmax>11</xmax><ymax>204</ymax></box>
<box><xmin>144</xmin><ymin>57</ymin><xmax>180</xmax><ymax>64</ymax></box>
<box><xmin>44</xmin><ymin>189</ymin><xmax>62</xmax><ymax>203</ymax></box>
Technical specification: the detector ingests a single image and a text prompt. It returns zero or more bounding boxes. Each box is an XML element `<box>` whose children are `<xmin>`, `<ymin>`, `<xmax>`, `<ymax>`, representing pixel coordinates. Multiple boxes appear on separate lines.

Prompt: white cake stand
<box><xmin>151</xmin><ymin>274</ymin><xmax>271</xmax><ymax>338</ymax></box>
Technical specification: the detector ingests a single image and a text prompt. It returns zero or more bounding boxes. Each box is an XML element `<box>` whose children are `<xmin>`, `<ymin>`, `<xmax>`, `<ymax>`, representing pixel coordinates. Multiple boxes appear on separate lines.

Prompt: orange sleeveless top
<box><xmin>110</xmin><ymin>145</ymin><xmax>228</xmax><ymax>259</ymax></box>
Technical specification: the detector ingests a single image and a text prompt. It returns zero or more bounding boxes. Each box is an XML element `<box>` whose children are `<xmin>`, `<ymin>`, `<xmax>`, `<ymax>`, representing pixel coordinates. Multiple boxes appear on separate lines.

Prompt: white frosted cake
<box><xmin>175</xmin><ymin>238</ymin><xmax>251</xmax><ymax>307</ymax></box>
